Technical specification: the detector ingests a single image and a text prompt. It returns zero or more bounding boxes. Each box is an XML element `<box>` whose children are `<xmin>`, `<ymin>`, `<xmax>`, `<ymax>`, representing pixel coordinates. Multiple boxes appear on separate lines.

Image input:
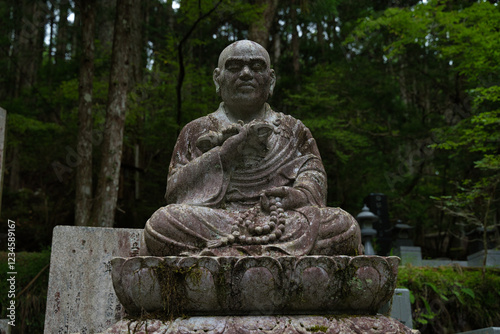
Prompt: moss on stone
<box><xmin>151</xmin><ymin>261</ymin><xmax>201</xmax><ymax>320</ymax></box>
<box><xmin>306</xmin><ymin>325</ymin><xmax>329</xmax><ymax>332</ymax></box>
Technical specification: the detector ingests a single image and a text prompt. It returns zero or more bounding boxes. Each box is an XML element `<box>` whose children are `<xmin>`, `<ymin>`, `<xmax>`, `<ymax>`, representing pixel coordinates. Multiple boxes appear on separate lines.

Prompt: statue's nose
<box><xmin>240</xmin><ymin>65</ymin><xmax>253</xmax><ymax>79</ymax></box>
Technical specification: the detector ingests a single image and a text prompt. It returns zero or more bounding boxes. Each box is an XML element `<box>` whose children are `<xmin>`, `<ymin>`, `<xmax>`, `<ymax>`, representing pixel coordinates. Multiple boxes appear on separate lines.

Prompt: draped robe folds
<box><xmin>142</xmin><ymin>103</ymin><xmax>362</xmax><ymax>257</ymax></box>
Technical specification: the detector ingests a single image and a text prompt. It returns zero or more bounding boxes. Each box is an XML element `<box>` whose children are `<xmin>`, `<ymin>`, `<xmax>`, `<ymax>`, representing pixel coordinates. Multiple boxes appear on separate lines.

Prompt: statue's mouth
<box><xmin>237</xmin><ymin>83</ymin><xmax>255</xmax><ymax>89</ymax></box>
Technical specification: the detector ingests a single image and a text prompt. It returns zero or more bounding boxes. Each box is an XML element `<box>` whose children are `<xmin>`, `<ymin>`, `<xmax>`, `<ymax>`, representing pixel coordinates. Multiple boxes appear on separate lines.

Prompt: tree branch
<box><xmin>176</xmin><ymin>0</ymin><xmax>223</xmax><ymax>130</ymax></box>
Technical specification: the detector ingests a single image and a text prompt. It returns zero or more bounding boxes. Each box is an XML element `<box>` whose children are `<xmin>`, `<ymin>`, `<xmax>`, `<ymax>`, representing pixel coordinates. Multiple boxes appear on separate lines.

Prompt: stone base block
<box><xmin>101</xmin><ymin>315</ymin><xmax>414</xmax><ymax>334</ymax></box>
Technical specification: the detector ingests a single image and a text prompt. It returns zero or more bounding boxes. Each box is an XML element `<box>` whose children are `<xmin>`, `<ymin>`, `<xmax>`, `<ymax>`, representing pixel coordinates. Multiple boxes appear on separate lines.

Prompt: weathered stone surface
<box><xmin>111</xmin><ymin>255</ymin><xmax>400</xmax><ymax>316</ymax></box>
<box><xmin>44</xmin><ymin>226</ymin><xmax>142</xmax><ymax>334</ymax></box>
<box><xmin>101</xmin><ymin>315</ymin><xmax>414</xmax><ymax>334</ymax></box>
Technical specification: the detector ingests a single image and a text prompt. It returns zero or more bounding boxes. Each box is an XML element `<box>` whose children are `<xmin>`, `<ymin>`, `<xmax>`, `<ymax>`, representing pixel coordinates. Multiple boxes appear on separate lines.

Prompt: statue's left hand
<box><xmin>260</xmin><ymin>186</ymin><xmax>308</xmax><ymax>212</ymax></box>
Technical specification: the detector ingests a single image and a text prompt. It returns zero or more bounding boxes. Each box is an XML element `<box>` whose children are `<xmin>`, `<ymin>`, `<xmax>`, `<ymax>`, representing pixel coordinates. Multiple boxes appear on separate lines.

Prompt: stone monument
<box><xmin>105</xmin><ymin>40</ymin><xmax>413</xmax><ymax>333</ymax></box>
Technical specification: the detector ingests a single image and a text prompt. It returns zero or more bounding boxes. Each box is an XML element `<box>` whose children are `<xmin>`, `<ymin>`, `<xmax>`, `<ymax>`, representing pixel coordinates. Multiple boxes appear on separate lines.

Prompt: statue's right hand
<box><xmin>220</xmin><ymin>125</ymin><xmax>248</xmax><ymax>160</ymax></box>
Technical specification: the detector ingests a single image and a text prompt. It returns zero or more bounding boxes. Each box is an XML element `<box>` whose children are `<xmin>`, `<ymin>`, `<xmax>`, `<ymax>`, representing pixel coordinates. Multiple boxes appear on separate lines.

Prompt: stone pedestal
<box><xmin>102</xmin><ymin>315</ymin><xmax>413</xmax><ymax>334</ymax></box>
<box><xmin>111</xmin><ymin>255</ymin><xmax>400</xmax><ymax>316</ymax></box>
<box><xmin>106</xmin><ymin>255</ymin><xmax>413</xmax><ymax>333</ymax></box>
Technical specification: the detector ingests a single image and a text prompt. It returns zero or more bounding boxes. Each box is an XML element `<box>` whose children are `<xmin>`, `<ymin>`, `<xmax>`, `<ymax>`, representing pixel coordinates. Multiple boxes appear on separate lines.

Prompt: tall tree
<box><xmin>14</xmin><ymin>0</ymin><xmax>47</xmax><ymax>96</ymax></box>
<box><xmin>290</xmin><ymin>0</ymin><xmax>300</xmax><ymax>79</ymax></box>
<box><xmin>91</xmin><ymin>0</ymin><xmax>133</xmax><ymax>227</ymax></box>
<box><xmin>128</xmin><ymin>0</ymin><xmax>144</xmax><ymax>88</ymax></box>
<box><xmin>55</xmin><ymin>0</ymin><xmax>70</xmax><ymax>65</ymax></box>
<box><xmin>96</xmin><ymin>0</ymin><xmax>116</xmax><ymax>55</ymax></box>
<box><xmin>75</xmin><ymin>0</ymin><xmax>96</xmax><ymax>226</ymax></box>
<box><xmin>248</xmin><ymin>0</ymin><xmax>278</xmax><ymax>49</ymax></box>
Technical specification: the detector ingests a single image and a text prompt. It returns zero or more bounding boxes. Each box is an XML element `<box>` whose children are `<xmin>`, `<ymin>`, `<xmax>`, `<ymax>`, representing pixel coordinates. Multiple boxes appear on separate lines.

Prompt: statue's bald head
<box><xmin>213</xmin><ymin>40</ymin><xmax>276</xmax><ymax>110</ymax></box>
<box><xmin>217</xmin><ymin>40</ymin><xmax>271</xmax><ymax>69</ymax></box>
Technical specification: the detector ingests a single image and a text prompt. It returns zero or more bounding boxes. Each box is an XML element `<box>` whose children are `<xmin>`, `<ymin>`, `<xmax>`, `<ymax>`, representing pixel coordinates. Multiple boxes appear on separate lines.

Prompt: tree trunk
<box><xmin>71</xmin><ymin>3</ymin><xmax>81</xmax><ymax>58</ymax></box>
<box><xmin>15</xmin><ymin>0</ymin><xmax>47</xmax><ymax>96</ymax></box>
<box><xmin>290</xmin><ymin>0</ymin><xmax>300</xmax><ymax>79</ymax></box>
<box><xmin>248</xmin><ymin>0</ymin><xmax>278</xmax><ymax>49</ymax></box>
<box><xmin>47</xmin><ymin>2</ymin><xmax>54</xmax><ymax>66</ymax></box>
<box><xmin>96</xmin><ymin>0</ymin><xmax>116</xmax><ymax>56</ymax></box>
<box><xmin>56</xmin><ymin>0</ymin><xmax>70</xmax><ymax>65</ymax></box>
<box><xmin>128</xmin><ymin>0</ymin><xmax>143</xmax><ymax>89</ymax></box>
<box><xmin>272</xmin><ymin>32</ymin><xmax>281</xmax><ymax>64</ymax></box>
<box><xmin>91</xmin><ymin>0</ymin><xmax>132</xmax><ymax>227</ymax></box>
<box><xmin>75</xmin><ymin>0</ymin><xmax>96</xmax><ymax>226</ymax></box>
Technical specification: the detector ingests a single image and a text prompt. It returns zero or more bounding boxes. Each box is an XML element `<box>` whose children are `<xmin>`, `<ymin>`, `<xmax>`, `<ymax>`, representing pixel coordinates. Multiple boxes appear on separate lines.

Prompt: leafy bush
<box><xmin>398</xmin><ymin>265</ymin><xmax>500</xmax><ymax>333</ymax></box>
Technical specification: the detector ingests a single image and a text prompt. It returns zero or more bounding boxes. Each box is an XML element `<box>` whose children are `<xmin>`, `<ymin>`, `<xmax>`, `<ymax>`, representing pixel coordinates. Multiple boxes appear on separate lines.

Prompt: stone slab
<box><xmin>467</xmin><ymin>250</ymin><xmax>500</xmax><ymax>268</ymax></box>
<box><xmin>421</xmin><ymin>259</ymin><xmax>468</xmax><ymax>267</ymax></box>
<box><xmin>390</xmin><ymin>289</ymin><xmax>413</xmax><ymax>329</ymax></box>
<box><xmin>44</xmin><ymin>226</ymin><xmax>142</xmax><ymax>334</ymax></box>
<box><xmin>0</xmin><ymin>319</ymin><xmax>11</xmax><ymax>334</ymax></box>
<box><xmin>395</xmin><ymin>246</ymin><xmax>422</xmax><ymax>266</ymax></box>
<box><xmin>100</xmin><ymin>315</ymin><xmax>414</xmax><ymax>334</ymax></box>
<box><xmin>458</xmin><ymin>328</ymin><xmax>500</xmax><ymax>334</ymax></box>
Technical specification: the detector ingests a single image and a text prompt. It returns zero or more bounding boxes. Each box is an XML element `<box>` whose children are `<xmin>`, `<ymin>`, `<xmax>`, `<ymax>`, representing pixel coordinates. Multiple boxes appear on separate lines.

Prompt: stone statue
<box><xmin>108</xmin><ymin>41</ymin><xmax>410</xmax><ymax>333</ymax></box>
<box><xmin>141</xmin><ymin>40</ymin><xmax>362</xmax><ymax>257</ymax></box>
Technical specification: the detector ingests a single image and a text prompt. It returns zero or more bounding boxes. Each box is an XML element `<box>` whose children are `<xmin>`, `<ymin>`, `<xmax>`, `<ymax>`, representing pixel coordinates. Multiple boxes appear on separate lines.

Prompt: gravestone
<box><xmin>468</xmin><ymin>250</ymin><xmax>500</xmax><ymax>268</ymax></box>
<box><xmin>387</xmin><ymin>288</ymin><xmax>413</xmax><ymax>329</ymax></box>
<box><xmin>44</xmin><ymin>226</ymin><xmax>141</xmax><ymax>334</ymax></box>
<box><xmin>395</xmin><ymin>246</ymin><xmax>423</xmax><ymax>266</ymax></box>
<box><xmin>0</xmin><ymin>318</ymin><xmax>11</xmax><ymax>334</ymax></box>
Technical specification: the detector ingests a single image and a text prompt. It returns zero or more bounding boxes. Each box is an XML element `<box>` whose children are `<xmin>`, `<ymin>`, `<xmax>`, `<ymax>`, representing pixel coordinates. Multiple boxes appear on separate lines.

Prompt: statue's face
<box><xmin>214</xmin><ymin>41</ymin><xmax>275</xmax><ymax>109</ymax></box>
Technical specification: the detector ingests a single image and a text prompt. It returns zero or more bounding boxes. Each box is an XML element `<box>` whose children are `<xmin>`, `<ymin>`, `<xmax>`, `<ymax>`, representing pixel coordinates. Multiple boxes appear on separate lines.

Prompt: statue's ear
<box><xmin>213</xmin><ymin>68</ymin><xmax>221</xmax><ymax>95</ymax></box>
<box><xmin>269</xmin><ymin>69</ymin><xmax>276</xmax><ymax>97</ymax></box>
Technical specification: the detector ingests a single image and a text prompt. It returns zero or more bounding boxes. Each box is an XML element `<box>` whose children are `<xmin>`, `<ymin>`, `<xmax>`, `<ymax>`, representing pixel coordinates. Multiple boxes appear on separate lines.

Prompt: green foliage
<box><xmin>284</xmin><ymin>65</ymin><xmax>370</xmax><ymax>164</ymax></box>
<box><xmin>348</xmin><ymin>0</ymin><xmax>500</xmax><ymax>251</ymax></box>
<box><xmin>398</xmin><ymin>265</ymin><xmax>500</xmax><ymax>333</ymax></box>
<box><xmin>0</xmin><ymin>250</ymin><xmax>51</xmax><ymax>333</ymax></box>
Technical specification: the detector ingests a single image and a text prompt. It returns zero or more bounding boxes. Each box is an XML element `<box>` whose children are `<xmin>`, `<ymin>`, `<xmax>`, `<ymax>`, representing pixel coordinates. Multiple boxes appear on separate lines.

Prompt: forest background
<box><xmin>1</xmin><ymin>0</ymin><xmax>499</xmax><ymax>260</ymax></box>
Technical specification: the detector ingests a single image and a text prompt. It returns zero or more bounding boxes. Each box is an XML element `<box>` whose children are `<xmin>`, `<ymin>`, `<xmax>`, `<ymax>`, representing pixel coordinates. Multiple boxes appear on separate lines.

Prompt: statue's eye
<box><xmin>251</xmin><ymin>62</ymin><xmax>264</xmax><ymax>71</ymax></box>
<box><xmin>226</xmin><ymin>61</ymin><xmax>242</xmax><ymax>72</ymax></box>
<box><xmin>227</xmin><ymin>65</ymin><xmax>240</xmax><ymax>72</ymax></box>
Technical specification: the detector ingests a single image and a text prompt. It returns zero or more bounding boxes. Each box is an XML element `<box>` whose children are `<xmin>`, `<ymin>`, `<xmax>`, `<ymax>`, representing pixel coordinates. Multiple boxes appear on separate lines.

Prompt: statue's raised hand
<box><xmin>219</xmin><ymin>122</ymin><xmax>248</xmax><ymax>160</ymax></box>
<box><xmin>260</xmin><ymin>186</ymin><xmax>309</xmax><ymax>212</ymax></box>
<box><xmin>220</xmin><ymin>121</ymin><xmax>273</xmax><ymax>160</ymax></box>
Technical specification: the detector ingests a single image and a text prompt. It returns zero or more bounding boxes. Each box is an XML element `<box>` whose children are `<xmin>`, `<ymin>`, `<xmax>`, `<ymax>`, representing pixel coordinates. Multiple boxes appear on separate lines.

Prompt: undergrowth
<box><xmin>397</xmin><ymin>265</ymin><xmax>500</xmax><ymax>333</ymax></box>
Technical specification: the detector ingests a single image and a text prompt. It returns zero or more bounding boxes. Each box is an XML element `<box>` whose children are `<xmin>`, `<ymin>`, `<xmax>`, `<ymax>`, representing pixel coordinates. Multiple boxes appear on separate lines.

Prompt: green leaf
<box><xmin>462</xmin><ymin>288</ymin><xmax>475</xmax><ymax>299</ymax></box>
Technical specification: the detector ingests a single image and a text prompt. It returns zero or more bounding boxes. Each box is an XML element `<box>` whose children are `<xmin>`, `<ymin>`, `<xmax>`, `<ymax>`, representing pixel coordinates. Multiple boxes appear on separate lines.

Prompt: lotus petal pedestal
<box><xmin>106</xmin><ymin>255</ymin><xmax>414</xmax><ymax>333</ymax></box>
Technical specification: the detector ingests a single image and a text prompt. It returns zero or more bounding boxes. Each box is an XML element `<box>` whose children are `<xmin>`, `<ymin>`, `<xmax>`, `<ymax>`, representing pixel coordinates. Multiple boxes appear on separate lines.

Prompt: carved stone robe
<box><xmin>142</xmin><ymin>103</ymin><xmax>362</xmax><ymax>256</ymax></box>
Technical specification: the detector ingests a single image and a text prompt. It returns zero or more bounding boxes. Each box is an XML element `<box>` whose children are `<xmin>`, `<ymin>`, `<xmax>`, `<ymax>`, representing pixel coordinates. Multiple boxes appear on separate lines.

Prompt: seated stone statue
<box><xmin>141</xmin><ymin>40</ymin><xmax>362</xmax><ymax>257</ymax></box>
